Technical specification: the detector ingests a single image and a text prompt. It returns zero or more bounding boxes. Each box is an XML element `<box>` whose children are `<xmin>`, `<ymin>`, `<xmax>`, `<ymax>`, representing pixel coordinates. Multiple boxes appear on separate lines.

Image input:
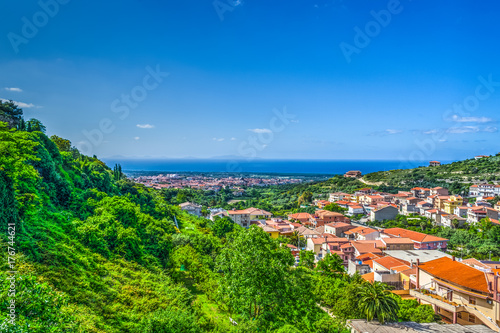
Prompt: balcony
<box><xmin>410</xmin><ymin>289</ymin><xmax>465</xmax><ymax>313</ymax></box>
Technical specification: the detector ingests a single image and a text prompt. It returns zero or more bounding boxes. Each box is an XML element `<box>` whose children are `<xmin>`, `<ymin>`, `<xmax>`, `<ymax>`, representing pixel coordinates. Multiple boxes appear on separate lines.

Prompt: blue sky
<box><xmin>1</xmin><ymin>0</ymin><xmax>500</xmax><ymax>161</ymax></box>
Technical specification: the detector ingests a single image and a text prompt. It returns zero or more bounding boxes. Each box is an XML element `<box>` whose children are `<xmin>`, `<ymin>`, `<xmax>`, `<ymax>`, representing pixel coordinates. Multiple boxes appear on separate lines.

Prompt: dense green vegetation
<box><xmin>364</xmin><ymin>155</ymin><xmax>500</xmax><ymax>192</ymax></box>
<box><xmin>0</xmin><ymin>101</ymin><xmax>441</xmax><ymax>332</ymax></box>
<box><xmin>164</xmin><ymin>175</ymin><xmax>365</xmax><ymax>216</ymax></box>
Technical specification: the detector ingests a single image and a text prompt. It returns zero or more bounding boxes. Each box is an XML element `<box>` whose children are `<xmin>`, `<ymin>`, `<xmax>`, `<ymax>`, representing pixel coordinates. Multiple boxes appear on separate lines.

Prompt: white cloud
<box><xmin>136</xmin><ymin>124</ymin><xmax>154</xmax><ymax>129</ymax></box>
<box><xmin>484</xmin><ymin>126</ymin><xmax>498</xmax><ymax>133</ymax></box>
<box><xmin>248</xmin><ymin>128</ymin><xmax>272</xmax><ymax>134</ymax></box>
<box><xmin>134</xmin><ymin>137</ymin><xmax>140</xmax><ymax>140</ymax></box>
<box><xmin>447</xmin><ymin>126</ymin><xmax>480</xmax><ymax>134</ymax></box>
<box><xmin>4</xmin><ymin>87</ymin><xmax>22</xmax><ymax>92</ymax></box>
<box><xmin>451</xmin><ymin>115</ymin><xmax>494</xmax><ymax>123</ymax></box>
<box><xmin>385</xmin><ymin>129</ymin><xmax>403</xmax><ymax>135</ymax></box>
<box><xmin>369</xmin><ymin>129</ymin><xmax>404</xmax><ymax>137</ymax></box>
<box><xmin>212</xmin><ymin>138</ymin><xmax>225</xmax><ymax>142</ymax></box>
<box><xmin>230</xmin><ymin>137</ymin><xmax>237</xmax><ymax>141</ymax></box>
<box><xmin>423</xmin><ymin>129</ymin><xmax>439</xmax><ymax>135</ymax></box>
<box><xmin>0</xmin><ymin>98</ymin><xmax>39</xmax><ymax>108</ymax></box>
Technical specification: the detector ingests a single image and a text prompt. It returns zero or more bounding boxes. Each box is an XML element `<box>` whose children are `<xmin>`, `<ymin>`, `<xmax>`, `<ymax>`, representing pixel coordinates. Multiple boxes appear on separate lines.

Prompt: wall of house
<box><xmin>371</xmin><ymin>208</ymin><xmax>398</xmax><ymax>222</ymax></box>
<box><xmin>387</xmin><ymin>244</ymin><xmax>414</xmax><ymax>251</ymax></box>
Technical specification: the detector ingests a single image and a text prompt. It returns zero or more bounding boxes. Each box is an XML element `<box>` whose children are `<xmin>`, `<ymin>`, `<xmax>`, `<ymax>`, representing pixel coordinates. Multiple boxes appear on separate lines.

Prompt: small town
<box><xmin>4</xmin><ymin>1</ymin><xmax>500</xmax><ymax>332</ymax></box>
<box><xmin>132</xmin><ymin>173</ymin><xmax>305</xmax><ymax>191</ymax></box>
<box><xmin>177</xmin><ymin>163</ymin><xmax>500</xmax><ymax>332</ymax></box>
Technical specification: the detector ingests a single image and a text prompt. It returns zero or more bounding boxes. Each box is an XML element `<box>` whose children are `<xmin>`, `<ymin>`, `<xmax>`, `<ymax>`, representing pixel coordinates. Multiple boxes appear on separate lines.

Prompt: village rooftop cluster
<box><xmin>132</xmin><ymin>173</ymin><xmax>305</xmax><ymax>192</ymax></box>
<box><xmin>178</xmin><ymin>166</ymin><xmax>500</xmax><ymax>330</ymax></box>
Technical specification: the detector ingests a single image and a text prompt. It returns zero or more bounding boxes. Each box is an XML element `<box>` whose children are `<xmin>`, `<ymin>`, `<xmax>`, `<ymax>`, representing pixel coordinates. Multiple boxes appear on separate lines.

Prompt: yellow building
<box><xmin>442</xmin><ymin>196</ymin><xmax>464</xmax><ymax>214</ymax></box>
<box><xmin>260</xmin><ymin>225</ymin><xmax>279</xmax><ymax>238</ymax></box>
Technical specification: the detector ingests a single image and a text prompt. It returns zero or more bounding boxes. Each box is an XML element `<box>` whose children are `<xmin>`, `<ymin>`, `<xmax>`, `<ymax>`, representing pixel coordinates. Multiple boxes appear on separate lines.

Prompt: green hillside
<box><xmin>363</xmin><ymin>155</ymin><xmax>500</xmax><ymax>193</ymax></box>
<box><xmin>0</xmin><ymin>101</ymin><xmax>441</xmax><ymax>332</ymax></box>
<box><xmin>0</xmin><ymin>102</ymin><xmax>352</xmax><ymax>332</ymax></box>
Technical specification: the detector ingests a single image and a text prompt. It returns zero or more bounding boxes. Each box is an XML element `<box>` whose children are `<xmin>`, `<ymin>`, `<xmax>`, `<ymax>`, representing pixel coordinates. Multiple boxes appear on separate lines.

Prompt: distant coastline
<box><xmin>102</xmin><ymin>158</ymin><xmax>454</xmax><ymax>176</ymax></box>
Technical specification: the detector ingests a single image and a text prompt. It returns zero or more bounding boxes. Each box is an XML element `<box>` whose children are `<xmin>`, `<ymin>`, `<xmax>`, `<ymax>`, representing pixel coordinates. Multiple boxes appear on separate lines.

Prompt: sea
<box><xmin>102</xmin><ymin>159</ymin><xmax>453</xmax><ymax>176</ymax></box>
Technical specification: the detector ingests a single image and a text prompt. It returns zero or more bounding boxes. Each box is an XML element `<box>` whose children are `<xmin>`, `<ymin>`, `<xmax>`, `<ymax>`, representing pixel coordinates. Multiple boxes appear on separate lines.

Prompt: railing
<box><xmin>410</xmin><ymin>289</ymin><xmax>465</xmax><ymax>313</ymax></box>
<box><xmin>463</xmin><ymin>304</ymin><xmax>500</xmax><ymax>332</ymax></box>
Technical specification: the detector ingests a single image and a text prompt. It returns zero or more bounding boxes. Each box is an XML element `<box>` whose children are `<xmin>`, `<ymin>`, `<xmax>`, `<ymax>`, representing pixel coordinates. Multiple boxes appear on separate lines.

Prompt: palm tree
<box><xmin>357</xmin><ymin>281</ymin><xmax>399</xmax><ymax>324</ymax></box>
<box><xmin>290</xmin><ymin>230</ymin><xmax>300</xmax><ymax>248</ymax></box>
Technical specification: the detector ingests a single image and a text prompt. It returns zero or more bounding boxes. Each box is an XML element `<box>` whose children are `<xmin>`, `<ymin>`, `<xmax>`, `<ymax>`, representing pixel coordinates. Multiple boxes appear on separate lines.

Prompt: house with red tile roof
<box><xmin>344</xmin><ymin>170</ymin><xmax>362</xmax><ymax>178</ymax></box>
<box><xmin>313</xmin><ymin>209</ymin><xmax>350</xmax><ymax>227</ymax></box>
<box><xmin>351</xmin><ymin>241</ymin><xmax>383</xmax><ymax>257</ymax></box>
<box><xmin>287</xmin><ymin>212</ymin><xmax>313</xmax><ymax>224</ymax></box>
<box><xmin>467</xmin><ymin>206</ymin><xmax>499</xmax><ymax>224</ymax></box>
<box><xmin>382</xmin><ymin>227</ymin><xmax>448</xmax><ymax>250</ymax></box>
<box><xmin>324</xmin><ymin>221</ymin><xmax>355</xmax><ymax>237</ymax></box>
<box><xmin>228</xmin><ymin>207</ymin><xmax>272</xmax><ymax>228</ymax></box>
<box><xmin>430</xmin><ymin>187</ymin><xmax>449</xmax><ymax>196</ymax></box>
<box><xmin>372</xmin><ymin>256</ymin><xmax>410</xmax><ymax>272</ymax></box>
<box><xmin>412</xmin><ymin>257</ymin><xmax>500</xmax><ymax>330</ymax></box>
<box><xmin>329</xmin><ymin>192</ymin><xmax>351</xmax><ymax>202</ymax></box>
<box><xmin>314</xmin><ymin>199</ymin><xmax>331</xmax><ymax>209</ymax></box>
<box><xmin>469</xmin><ymin>183</ymin><xmax>500</xmax><ymax>198</ymax></box>
<box><xmin>344</xmin><ymin>226</ymin><xmax>379</xmax><ymax>241</ymax></box>
<box><xmin>380</xmin><ymin>237</ymin><xmax>414</xmax><ymax>251</ymax></box>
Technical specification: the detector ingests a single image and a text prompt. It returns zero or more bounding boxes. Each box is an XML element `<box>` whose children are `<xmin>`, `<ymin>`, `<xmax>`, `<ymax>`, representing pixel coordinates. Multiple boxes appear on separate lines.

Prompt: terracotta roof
<box><xmin>344</xmin><ymin>226</ymin><xmax>377</xmax><ymax>235</ymax></box>
<box><xmin>298</xmin><ymin>228</ymin><xmax>321</xmax><ymax>236</ymax></box>
<box><xmin>418</xmin><ymin>257</ymin><xmax>489</xmax><ymax>294</ymax></box>
<box><xmin>356</xmin><ymin>252</ymin><xmax>383</xmax><ymax>261</ymax></box>
<box><xmin>325</xmin><ymin>222</ymin><xmax>352</xmax><ymax>228</ymax></box>
<box><xmin>381</xmin><ymin>237</ymin><xmax>414</xmax><ymax>245</ymax></box>
<box><xmin>352</xmin><ymin>242</ymin><xmax>383</xmax><ymax>255</ymax></box>
<box><xmin>400</xmin><ymin>267</ymin><xmax>417</xmax><ymax>277</ymax></box>
<box><xmin>391</xmin><ymin>265</ymin><xmax>412</xmax><ymax>272</ymax></box>
<box><xmin>260</xmin><ymin>225</ymin><xmax>278</xmax><ymax>233</ymax></box>
<box><xmin>373</xmin><ymin>256</ymin><xmax>410</xmax><ymax>270</ymax></box>
<box><xmin>361</xmin><ymin>272</ymin><xmax>374</xmax><ymax>283</ymax></box>
<box><xmin>229</xmin><ymin>207</ymin><xmax>272</xmax><ymax>215</ymax></box>
<box><xmin>383</xmin><ymin>228</ymin><xmax>448</xmax><ymax>243</ymax></box>
<box><xmin>315</xmin><ymin>210</ymin><xmax>345</xmax><ymax>218</ymax></box>
<box><xmin>314</xmin><ymin>226</ymin><xmax>326</xmax><ymax>234</ymax></box>
<box><xmin>311</xmin><ymin>238</ymin><xmax>325</xmax><ymax>245</ymax></box>
<box><xmin>288</xmin><ymin>212</ymin><xmax>313</xmax><ymax>220</ymax></box>
<box><xmin>462</xmin><ymin>258</ymin><xmax>491</xmax><ymax>270</ymax></box>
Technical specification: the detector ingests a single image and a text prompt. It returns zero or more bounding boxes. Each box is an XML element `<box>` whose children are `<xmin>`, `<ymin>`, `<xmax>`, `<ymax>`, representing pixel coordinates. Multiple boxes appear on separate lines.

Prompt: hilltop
<box><xmin>362</xmin><ymin>155</ymin><xmax>500</xmax><ymax>193</ymax></box>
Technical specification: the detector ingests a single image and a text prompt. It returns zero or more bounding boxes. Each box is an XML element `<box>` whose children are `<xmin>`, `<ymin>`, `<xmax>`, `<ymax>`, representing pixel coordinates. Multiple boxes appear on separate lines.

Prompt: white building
<box><xmin>469</xmin><ymin>184</ymin><xmax>500</xmax><ymax>198</ymax></box>
<box><xmin>179</xmin><ymin>202</ymin><xmax>202</xmax><ymax>217</ymax></box>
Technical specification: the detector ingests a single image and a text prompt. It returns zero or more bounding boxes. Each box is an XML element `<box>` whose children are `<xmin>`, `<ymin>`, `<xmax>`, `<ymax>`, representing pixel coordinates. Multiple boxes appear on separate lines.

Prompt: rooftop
<box><xmin>418</xmin><ymin>257</ymin><xmax>490</xmax><ymax>294</ymax></box>
<box><xmin>372</xmin><ymin>256</ymin><xmax>410</xmax><ymax>270</ymax></box>
<box><xmin>383</xmin><ymin>228</ymin><xmax>448</xmax><ymax>243</ymax></box>
<box><xmin>384</xmin><ymin>250</ymin><xmax>452</xmax><ymax>263</ymax></box>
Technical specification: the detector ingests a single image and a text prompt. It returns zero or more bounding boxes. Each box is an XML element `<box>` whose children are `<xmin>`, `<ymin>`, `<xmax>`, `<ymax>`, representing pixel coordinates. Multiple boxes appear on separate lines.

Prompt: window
<box><xmin>457</xmin><ymin>312</ymin><xmax>462</xmax><ymax>319</ymax></box>
<box><xmin>469</xmin><ymin>296</ymin><xmax>476</xmax><ymax>305</ymax></box>
<box><xmin>469</xmin><ymin>314</ymin><xmax>476</xmax><ymax>323</ymax></box>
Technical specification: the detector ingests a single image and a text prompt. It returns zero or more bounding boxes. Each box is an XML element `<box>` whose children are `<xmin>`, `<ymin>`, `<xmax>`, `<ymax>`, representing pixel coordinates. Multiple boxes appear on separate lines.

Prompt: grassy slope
<box><xmin>363</xmin><ymin>155</ymin><xmax>500</xmax><ymax>191</ymax></box>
